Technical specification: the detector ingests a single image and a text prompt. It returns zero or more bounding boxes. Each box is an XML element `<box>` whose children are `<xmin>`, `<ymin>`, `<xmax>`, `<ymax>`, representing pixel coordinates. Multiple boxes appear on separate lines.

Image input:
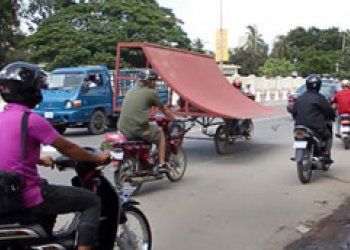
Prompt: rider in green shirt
<box><xmin>118</xmin><ymin>69</ymin><xmax>176</xmax><ymax>174</ymax></box>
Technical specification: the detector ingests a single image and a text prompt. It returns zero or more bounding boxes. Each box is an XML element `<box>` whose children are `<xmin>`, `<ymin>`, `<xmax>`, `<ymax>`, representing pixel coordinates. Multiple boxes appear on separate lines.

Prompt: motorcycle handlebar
<box><xmin>53</xmin><ymin>151</ymin><xmax>115</xmax><ymax>171</ymax></box>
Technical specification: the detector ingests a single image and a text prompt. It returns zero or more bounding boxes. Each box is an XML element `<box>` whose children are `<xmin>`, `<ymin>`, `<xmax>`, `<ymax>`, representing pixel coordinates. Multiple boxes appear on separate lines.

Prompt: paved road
<box><xmin>39</xmin><ymin>111</ymin><xmax>350</xmax><ymax>250</ymax></box>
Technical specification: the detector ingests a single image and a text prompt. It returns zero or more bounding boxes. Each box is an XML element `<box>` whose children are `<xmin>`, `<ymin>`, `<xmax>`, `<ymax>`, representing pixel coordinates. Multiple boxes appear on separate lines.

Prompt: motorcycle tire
<box><xmin>343</xmin><ymin>138</ymin><xmax>350</xmax><ymax>150</ymax></box>
<box><xmin>214</xmin><ymin>125</ymin><xmax>229</xmax><ymax>155</ymax></box>
<box><xmin>244</xmin><ymin>120</ymin><xmax>254</xmax><ymax>140</ymax></box>
<box><xmin>322</xmin><ymin>161</ymin><xmax>331</xmax><ymax>172</ymax></box>
<box><xmin>297</xmin><ymin>150</ymin><xmax>312</xmax><ymax>184</ymax></box>
<box><xmin>166</xmin><ymin>146</ymin><xmax>187</xmax><ymax>182</ymax></box>
<box><xmin>116</xmin><ymin>205</ymin><xmax>152</xmax><ymax>250</ymax></box>
<box><xmin>114</xmin><ymin>157</ymin><xmax>142</xmax><ymax>196</ymax></box>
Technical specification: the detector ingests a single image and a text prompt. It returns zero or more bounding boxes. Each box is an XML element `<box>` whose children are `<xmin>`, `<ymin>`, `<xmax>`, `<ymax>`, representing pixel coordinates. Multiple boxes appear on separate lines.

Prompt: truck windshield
<box><xmin>47</xmin><ymin>73</ymin><xmax>84</xmax><ymax>90</ymax></box>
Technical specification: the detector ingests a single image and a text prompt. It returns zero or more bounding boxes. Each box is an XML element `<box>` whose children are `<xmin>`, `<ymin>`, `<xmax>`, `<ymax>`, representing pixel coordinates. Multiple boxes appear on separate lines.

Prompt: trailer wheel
<box><xmin>214</xmin><ymin>125</ymin><xmax>229</xmax><ymax>154</ymax></box>
<box><xmin>88</xmin><ymin>110</ymin><xmax>106</xmax><ymax>135</ymax></box>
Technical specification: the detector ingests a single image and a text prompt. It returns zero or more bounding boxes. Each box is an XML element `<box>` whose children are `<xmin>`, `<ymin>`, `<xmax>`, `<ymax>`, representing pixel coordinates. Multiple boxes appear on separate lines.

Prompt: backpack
<box><xmin>0</xmin><ymin>111</ymin><xmax>30</xmax><ymax>214</ymax></box>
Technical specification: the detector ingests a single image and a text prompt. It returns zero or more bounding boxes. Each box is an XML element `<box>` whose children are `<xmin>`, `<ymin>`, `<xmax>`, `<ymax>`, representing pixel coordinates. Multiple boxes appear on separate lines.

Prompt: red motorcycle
<box><xmin>104</xmin><ymin>115</ymin><xmax>192</xmax><ymax>195</ymax></box>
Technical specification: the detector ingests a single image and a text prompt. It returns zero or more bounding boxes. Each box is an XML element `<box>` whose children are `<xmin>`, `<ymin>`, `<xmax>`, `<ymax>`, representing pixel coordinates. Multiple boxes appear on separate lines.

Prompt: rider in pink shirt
<box><xmin>0</xmin><ymin>103</ymin><xmax>59</xmax><ymax>207</ymax></box>
<box><xmin>0</xmin><ymin>62</ymin><xmax>110</xmax><ymax>250</ymax></box>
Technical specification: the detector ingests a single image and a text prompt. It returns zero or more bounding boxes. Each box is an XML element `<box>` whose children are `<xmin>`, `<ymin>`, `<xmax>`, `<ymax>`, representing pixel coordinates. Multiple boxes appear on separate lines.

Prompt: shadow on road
<box><xmin>132</xmin><ymin>175</ymin><xmax>195</xmax><ymax>197</ymax></box>
<box><xmin>184</xmin><ymin>139</ymin><xmax>285</xmax><ymax>164</ymax></box>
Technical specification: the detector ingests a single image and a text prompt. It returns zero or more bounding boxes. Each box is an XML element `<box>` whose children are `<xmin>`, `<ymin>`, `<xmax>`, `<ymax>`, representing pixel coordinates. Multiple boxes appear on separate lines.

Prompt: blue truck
<box><xmin>34</xmin><ymin>66</ymin><xmax>169</xmax><ymax>134</ymax></box>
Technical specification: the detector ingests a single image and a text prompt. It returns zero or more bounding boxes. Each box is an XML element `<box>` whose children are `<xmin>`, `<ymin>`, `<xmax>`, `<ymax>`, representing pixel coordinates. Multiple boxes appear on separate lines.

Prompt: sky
<box><xmin>157</xmin><ymin>0</ymin><xmax>350</xmax><ymax>51</ymax></box>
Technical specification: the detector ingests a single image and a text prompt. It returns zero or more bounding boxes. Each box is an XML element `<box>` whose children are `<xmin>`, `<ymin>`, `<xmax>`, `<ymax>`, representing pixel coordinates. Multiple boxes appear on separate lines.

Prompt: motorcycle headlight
<box><xmin>65</xmin><ymin>101</ymin><xmax>73</xmax><ymax>109</ymax></box>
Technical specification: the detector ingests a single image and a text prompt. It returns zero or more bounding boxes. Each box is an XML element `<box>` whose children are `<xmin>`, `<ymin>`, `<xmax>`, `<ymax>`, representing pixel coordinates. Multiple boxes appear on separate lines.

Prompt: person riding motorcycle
<box><xmin>117</xmin><ymin>68</ymin><xmax>177</xmax><ymax>175</ymax></box>
<box><xmin>0</xmin><ymin>62</ymin><xmax>110</xmax><ymax>250</ymax></box>
<box><xmin>333</xmin><ymin>79</ymin><xmax>350</xmax><ymax>137</ymax></box>
<box><xmin>228</xmin><ymin>79</ymin><xmax>250</xmax><ymax>135</ymax></box>
<box><xmin>291</xmin><ymin>74</ymin><xmax>335</xmax><ymax>163</ymax></box>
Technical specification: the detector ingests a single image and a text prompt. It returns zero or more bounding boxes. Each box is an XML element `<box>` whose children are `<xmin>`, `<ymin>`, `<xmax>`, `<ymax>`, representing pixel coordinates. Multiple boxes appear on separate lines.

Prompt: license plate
<box><xmin>110</xmin><ymin>151</ymin><xmax>124</xmax><ymax>160</ymax></box>
<box><xmin>341</xmin><ymin>126</ymin><xmax>350</xmax><ymax>133</ymax></box>
<box><xmin>293</xmin><ymin>141</ymin><xmax>307</xmax><ymax>149</ymax></box>
<box><xmin>44</xmin><ymin>112</ymin><xmax>54</xmax><ymax>119</ymax></box>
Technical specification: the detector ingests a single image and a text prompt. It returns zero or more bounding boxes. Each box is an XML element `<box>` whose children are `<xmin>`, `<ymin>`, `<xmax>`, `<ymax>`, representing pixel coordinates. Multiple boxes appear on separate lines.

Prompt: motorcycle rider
<box><xmin>0</xmin><ymin>62</ymin><xmax>110</xmax><ymax>250</ymax></box>
<box><xmin>291</xmin><ymin>74</ymin><xmax>336</xmax><ymax>163</ymax></box>
<box><xmin>117</xmin><ymin>68</ymin><xmax>177</xmax><ymax>175</ymax></box>
<box><xmin>228</xmin><ymin>79</ymin><xmax>250</xmax><ymax>136</ymax></box>
<box><xmin>333</xmin><ymin>79</ymin><xmax>350</xmax><ymax>137</ymax></box>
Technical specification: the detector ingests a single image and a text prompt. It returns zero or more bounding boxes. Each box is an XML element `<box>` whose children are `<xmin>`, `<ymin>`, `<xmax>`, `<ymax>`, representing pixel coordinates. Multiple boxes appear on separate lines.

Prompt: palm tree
<box><xmin>271</xmin><ymin>35</ymin><xmax>292</xmax><ymax>59</ymax></box>
<box><xmin>241</xmin><ymin>25</ymin><xmax>268</xmax><ymax>75</ymax></box>
<box><xmin>244</xmin><ymin>25</ymin><xmax>268</xmax><ymax>55</ymax></box>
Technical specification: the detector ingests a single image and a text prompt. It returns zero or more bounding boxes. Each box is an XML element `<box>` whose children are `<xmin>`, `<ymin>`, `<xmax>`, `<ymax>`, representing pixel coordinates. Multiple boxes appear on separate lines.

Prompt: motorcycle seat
<box><xmin>105</xmin><ymin>132</ymin><xmax>148</xmax><ymax>145</ymax></box>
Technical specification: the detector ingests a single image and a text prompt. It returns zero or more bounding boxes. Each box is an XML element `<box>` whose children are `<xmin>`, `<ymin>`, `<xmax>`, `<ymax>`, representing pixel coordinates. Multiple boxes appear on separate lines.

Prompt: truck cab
<box><xmin>34</xmin><ymin>66</ymin><xmax>113</xmax><ymax>134</ymax></box>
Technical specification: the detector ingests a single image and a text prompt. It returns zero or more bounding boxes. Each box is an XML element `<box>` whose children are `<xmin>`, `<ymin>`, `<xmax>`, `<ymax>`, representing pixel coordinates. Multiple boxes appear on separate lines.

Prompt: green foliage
<box><xmin>270</xmin><ymin>26</ymin><xmax>347</xmax><ymax>76</ymax></box>
<box><xmin>23</xmin><ymin>0</ymin><xmax>191</xmax><ymax>70</ymax></box>
<box><xmin>293</xmin><ymin>47</ymin><xmax>341</xmax><ymax>76</ymax></box>
<box><xmin>191</xmin><ymin>38</ymin><xmax>205</xmax><ymax>53</ymax></box>
<box><xmin>0</xmin><ymin>0</ymin><xmax>27</xmax><ymax>67</ymax></box>
<box><xmin>258</xmin><ymin>58</ymin><xmax>295</xmax><ymax>77</ymax></box>
<box><xmin>229</xmin><ymin>25</ymin><xmax>268</xmax><ymax>75</ymax></box>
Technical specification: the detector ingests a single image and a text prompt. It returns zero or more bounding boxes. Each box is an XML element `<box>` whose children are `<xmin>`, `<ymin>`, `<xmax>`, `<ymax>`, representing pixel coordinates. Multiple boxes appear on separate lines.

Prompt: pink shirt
<box><xmin>0</xmin><ymin>104</ymin><xmax>59</xmax><ymax>208</ymax></box>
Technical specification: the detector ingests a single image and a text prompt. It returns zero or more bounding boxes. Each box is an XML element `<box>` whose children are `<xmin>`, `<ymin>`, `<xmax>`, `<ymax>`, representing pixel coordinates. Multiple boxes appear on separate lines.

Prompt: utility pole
<box><xmin>219</xmin><ymin>0</ymin><xmax>223</xmax><ymax>70</ymax></box>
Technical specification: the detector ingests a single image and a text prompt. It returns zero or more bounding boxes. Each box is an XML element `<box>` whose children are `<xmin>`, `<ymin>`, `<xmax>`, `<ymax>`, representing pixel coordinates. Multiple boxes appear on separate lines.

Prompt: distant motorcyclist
<box><xmin>333</xmin><ymin>79</ymin><xmax>350</xmax><ymax>137</ymax></box>
<box><xmin>228</xmin><ymin>79</ymin><xmax>251</xmax><ymax>136</ymax></box>
<box><xmin>232</xmin><ymin>78</ymin><xmax>244</xmax><ymax>93</ymax></box>
<box><xmin>0</xmin><ymin>62</ymin><xmax>110</xmax><ymax>250</ymax></box>
<box><xmin>291</xmin><ymin>74</ymin><xmax>335</xmax><ymax>163</ymax></box>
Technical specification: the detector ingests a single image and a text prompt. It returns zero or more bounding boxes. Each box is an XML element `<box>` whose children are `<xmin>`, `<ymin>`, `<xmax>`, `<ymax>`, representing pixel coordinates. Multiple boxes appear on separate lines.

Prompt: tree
<box><xmin>270</xmin><ymin>35</ymin><xmax>292</xmax><ymax>59</ymax></box>
<box><xmin>258</xmin><ymin>58</ymin><xmax>295</xmax><ymax>77</ymax></box>
<box><xmin>19</xmin><ymin>0</ymin><xmax>76</xmax><ymax>32</ymax></box>
<box><xmin>0</xmin><ymin>0</ymin><xmax>27</xmax><ymax>67</ymax></box>
<box><xmin>229</xmin><ymin>25</ymin><xmax>268</xmax><ymax>75</ymax></box>
<box><xmin>24</xmin><ymin>0</ymin><xmax>191</xmax><ymax>70</ymax></box>
<box><xmin>191</xmin><ymin>38</ymin><xmax>205</xmax><ymax>53</ymax></box>
<box><xmin>294</xmin><ymin>47</ymin><xmax>341</xmax><ymax>76</ymax></box>
<box><xmin>270</xmin><ymin>26</ymin><xmax>346</xmax><ymax>76</ymax></box>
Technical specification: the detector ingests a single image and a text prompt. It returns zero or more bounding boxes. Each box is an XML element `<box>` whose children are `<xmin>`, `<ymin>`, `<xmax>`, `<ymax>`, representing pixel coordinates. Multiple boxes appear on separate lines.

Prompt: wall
<box><xmin>227</xmin><ymin>76</ymin><xmax>305</xmax><ymax>102</ymax></box>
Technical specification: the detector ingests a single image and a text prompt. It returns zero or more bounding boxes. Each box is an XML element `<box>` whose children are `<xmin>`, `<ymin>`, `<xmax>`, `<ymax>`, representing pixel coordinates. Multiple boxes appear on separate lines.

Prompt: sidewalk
<box><xmin>285</xmin><ymin>197</ymin><xmax>350</xmax><ymax>249</ymax></box>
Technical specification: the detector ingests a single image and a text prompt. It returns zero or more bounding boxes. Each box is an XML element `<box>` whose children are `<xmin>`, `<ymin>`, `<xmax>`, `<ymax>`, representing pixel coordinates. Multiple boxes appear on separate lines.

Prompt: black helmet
<box><xmin>0</xmin><ymin>61</ymin><xmax>47</xmax><ymax>108</ymax></box>
<box><xmin>137</xmin><ymin>69</ymin><xmax>158</xmax><ymax>82</ymax></box>
<box><xmin>305</xmin><ymin>74</ymin><xmax>322</xmax><ymax>92</ymax></box>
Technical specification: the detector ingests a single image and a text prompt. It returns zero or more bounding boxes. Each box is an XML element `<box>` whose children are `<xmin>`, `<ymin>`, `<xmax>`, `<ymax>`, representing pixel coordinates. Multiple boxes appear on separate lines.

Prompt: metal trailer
<box><xmin>114</xmin><ymin>42</ymin><xmax>279</xmax><ymax>154</ymax></box>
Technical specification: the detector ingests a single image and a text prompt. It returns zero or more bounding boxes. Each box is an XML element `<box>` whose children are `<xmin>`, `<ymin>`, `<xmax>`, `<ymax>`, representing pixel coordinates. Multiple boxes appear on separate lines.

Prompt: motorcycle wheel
<box><xmin>214</xmin><ymin>125</ymin><xmax>229</xmax><ymax>155</ymax></box>
<box><xmin>114</xmin><ymin>158</ymin><xmax>142</xmax><ymax>196</ymax></box>
<box><xmin>116</xmin><ymin>205</ymin><xmax>152</xmax><ymax>250</ymax></box>
<box><xmin>322</xmin><ymin>161</ymin><xmax>331</xmax><ymax>172</ymax></box>
<box><xmin>244</xmin><ymin>120</ymin><xmax>254</xmax><ymax>140</ymax></box>
<box><xmin>166</xmin><ymin>146</ymin><xmax>187</xmax><ymax>182</ymax></box>
<box><xmin>297</xmin><ymin>149</ymin><xmax>312</xmax><ymax>184</ymax></box>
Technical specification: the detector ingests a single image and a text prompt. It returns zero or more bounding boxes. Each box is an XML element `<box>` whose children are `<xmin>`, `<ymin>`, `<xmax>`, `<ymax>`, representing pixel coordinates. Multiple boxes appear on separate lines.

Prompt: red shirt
<box><xmin>334</xmin><ymin>88</ymin><xmax>350</xmax><ymax>114</ymax></box>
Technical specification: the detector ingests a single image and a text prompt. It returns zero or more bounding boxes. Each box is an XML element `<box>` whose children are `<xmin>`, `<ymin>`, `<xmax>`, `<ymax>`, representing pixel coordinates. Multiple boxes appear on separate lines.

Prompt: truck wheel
<box><xmin>53</xmin><ymin>125</ymin><xmax>67</xmax><ymax>135</ymax></box>
<box><xmin>88</xmin><ymin>110</ymin><xmax>106</xmax><ymax>135</ymax></box>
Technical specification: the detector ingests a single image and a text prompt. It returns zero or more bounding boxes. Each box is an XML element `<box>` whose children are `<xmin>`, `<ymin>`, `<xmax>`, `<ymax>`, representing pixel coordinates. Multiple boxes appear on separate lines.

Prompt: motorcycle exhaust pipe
<box><xmin>131</xmin><ymin>175</ymin><xmax>164</xmax><ymax>184</ymax></box>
